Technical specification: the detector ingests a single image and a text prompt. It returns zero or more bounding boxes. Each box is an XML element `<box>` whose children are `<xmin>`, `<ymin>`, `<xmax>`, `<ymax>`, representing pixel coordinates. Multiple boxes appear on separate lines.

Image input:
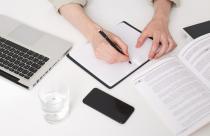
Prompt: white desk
<box><xmin>0</xmin><ymin>0</ymin><xmax>209</xmax><ymax>136</ymax></box>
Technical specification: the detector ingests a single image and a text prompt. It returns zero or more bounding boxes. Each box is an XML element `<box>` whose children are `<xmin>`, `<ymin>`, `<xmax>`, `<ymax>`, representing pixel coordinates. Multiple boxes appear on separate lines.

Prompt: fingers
<box><xmin>149</xmin><ymin>32</ymin><xmax>160</xmax><ymax>59</ymax></box>
<box><xmin>94</xmin><ymin>42</ymin><xmax>129</xmax><ymax>64</ymax></box>
<box><xmin>94</xmin><ymin>30</ymin><xmax>129</xmax><ymax>64</ymax></box>
<box><xmin>167</xmin><ymin>37</ymin><xmax>177</xmax><ymax>53</ymax></box>
<box><xmin>107</xmin><ymin>43</ymin><xmax>129</xmax><ymax>63</ymax></box>
<box><xmin>94</xmin><ymin>28</ymin><xmax>177</xmax><ymax>63</ymax></box>
<box><xmin>112</xmin><ymin>36</ymin><xmax>129</xmax><ymax>56</ymax></box>
<box><xmin>154</xmin><ymin>35</ymin><xmax>169</xmax><ymax>59</ymax></box>
<box><xmin>136</xmin><ymin>32</ymin><xmax>149</xmax><ymax>48</ymax></box>
<box><xmin>149</xmin><ymin>33</ymin><xmax>177</xmax><ymax>59</ymax></box>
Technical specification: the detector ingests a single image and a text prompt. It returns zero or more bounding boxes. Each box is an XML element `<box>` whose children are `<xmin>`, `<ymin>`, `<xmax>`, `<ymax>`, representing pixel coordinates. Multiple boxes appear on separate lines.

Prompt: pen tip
<box><xmin>129</xmin><ymin>61</ymin><xmax>132</xmax><ymax>64</ymax></box>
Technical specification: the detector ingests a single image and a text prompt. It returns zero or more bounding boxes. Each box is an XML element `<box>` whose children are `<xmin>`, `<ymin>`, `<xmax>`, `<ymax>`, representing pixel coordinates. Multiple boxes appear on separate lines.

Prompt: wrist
<box><xmin>153</xmin><ymin>0</ymin><xmax>172</xmax><ymax>24</ymax></box>
<box><xmin>86</xmin><ymin>22</ymin><xmax>101</xmax><ymax>43</ymax></box>
<box><xmin>153</xmin><ymin>12</ymin><xmax>169</xmax><ymax>24</ymax></box>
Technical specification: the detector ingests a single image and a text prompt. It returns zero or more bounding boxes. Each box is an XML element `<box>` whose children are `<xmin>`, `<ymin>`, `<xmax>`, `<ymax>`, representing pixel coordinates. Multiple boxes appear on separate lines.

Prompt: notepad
<box><xmin>67</xmin><ymin>21</ymin><xmax>152</xmax><ymax>88</ymax></box>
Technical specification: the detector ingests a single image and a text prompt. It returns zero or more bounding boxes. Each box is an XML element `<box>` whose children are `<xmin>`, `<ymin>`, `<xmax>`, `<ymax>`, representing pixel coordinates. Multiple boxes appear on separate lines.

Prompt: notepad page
<box><xmin>113</xmin><ymin>23</ymin><xmax>152</xmax><ymax>65</ymax></box>
<box><xmin>70</xmin><ymin>42</ymin><xmax>138</xmax><ymax>85</ymax></box>
<box><xmin>69</xmin><ymin>22</ymin><xmax>152</xmax><ymax>86</ymax></box>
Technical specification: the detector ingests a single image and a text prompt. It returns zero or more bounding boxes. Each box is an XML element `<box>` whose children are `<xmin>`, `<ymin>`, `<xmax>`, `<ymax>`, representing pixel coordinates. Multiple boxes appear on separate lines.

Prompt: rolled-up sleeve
<box><xmin>149</xmin><ymin>0</ymin><xmax>180</xmax><ymax>6</ymax></box>
<box><xmin>49</xmin><ymin>0</ymin><xmax>87</xmax><ymax>11</ymax></box>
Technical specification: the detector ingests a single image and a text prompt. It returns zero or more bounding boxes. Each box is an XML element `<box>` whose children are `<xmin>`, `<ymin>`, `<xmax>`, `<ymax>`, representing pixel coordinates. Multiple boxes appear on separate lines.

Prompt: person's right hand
<box><xmin>59</xmin><ymin>4</ymin><xmax>129</xmax><ymax>64</ymax></box>
<box><xmin>89</xmin><ymin>29</ymin><xmax>129</xmax><ymax>64</ymax></box>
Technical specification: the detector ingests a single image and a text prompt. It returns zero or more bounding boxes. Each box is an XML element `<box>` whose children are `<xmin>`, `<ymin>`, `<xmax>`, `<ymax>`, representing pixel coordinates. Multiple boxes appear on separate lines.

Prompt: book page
<box><xmin>178</xmin><ymin>33</ymin><xmax>210</xmax><ymax>88</ymax></box>
<box><xmin>133</xmin><ymin>57</ymin><xmax>210</xmax><ymax>136</ymax></box>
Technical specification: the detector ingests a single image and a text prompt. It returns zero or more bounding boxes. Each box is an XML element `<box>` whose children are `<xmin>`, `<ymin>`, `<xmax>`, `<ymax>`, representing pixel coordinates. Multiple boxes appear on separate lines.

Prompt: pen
<box><xmin>99</xmin><ymin>30</ymin><xmax>131</xmax><ymax>64</ymax></box>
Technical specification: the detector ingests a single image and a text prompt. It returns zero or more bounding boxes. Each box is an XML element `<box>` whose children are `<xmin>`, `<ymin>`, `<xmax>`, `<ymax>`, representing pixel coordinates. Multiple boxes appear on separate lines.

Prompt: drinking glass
<box><xmin>39</xmin><ymin>84</ymin><xmax>70</xmax><ymax>124</ymax></box>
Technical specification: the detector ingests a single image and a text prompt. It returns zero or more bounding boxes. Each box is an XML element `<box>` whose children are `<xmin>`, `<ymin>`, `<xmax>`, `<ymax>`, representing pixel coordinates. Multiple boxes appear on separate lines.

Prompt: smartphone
<box><xmin>183</xmin><ymin>20</ymin><xmax>210</xmax><ymax>39</ymax></box>
<box><xmin>83</xmin><ymin>88</ymin><xmax>134</xmax><ymax>124</ymax></box>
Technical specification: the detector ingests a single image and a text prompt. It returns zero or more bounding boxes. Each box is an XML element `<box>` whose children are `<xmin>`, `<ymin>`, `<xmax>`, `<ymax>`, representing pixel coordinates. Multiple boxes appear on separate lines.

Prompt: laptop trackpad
<box><xmin>8</xmin><ymin>25</ymin><xmax>43</xmax><ymax>46</ymax></box>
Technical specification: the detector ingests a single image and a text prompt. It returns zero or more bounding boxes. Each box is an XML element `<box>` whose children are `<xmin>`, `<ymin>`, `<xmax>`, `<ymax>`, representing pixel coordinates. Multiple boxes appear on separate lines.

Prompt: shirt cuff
<box><xmin>49</xmin><ymin>0</ymin><xmax>87</xmax><ymax>12</ymax></box>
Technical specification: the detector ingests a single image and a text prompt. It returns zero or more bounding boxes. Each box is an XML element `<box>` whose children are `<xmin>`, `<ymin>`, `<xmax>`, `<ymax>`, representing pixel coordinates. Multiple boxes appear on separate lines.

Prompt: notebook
<box><xmin>67</xmin><ymin>21</ymin><xmax>152</xmax><ymax>89</ymax></box>
<box><xmin>183</xmin><ymin>20</ymin><xmax>210</xmax><ymax>39</ymax></box>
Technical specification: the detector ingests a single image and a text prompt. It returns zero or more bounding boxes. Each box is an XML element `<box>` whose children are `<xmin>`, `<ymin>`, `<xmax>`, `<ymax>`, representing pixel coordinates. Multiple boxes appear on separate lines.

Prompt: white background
<box><xmin>0</xmin><ymin>0</ymin><xmax>209</xmax><ymax>136</ymax></box>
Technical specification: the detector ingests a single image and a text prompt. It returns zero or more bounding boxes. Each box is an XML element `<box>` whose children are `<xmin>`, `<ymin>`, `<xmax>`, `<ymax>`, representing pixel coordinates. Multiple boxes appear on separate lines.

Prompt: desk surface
<box><xmin>0</xmin><ymin>0</ymin><xmax>210</xmax><ymax>136</ymax></box>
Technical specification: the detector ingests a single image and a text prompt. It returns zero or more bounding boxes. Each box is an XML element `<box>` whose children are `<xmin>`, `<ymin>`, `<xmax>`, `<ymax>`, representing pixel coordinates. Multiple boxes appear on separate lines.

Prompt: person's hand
<box><xmin>60</xmin><ymin>4</ymin><xmax>129</xmax><ymax>64</ymax></box>
<box><xmin>136</xmin><ymin>0</ymin><xmax>177</xmax><ymax>60</ymax></box>
<box><xmin>136</xmin><ymin>17</ymin><xmax>177</xmax><ymax>60</ymax></box>
<box><xmin>90</xmin><ymin>29</ymin><xmax>129</xmax><ymax>64</ymax></box>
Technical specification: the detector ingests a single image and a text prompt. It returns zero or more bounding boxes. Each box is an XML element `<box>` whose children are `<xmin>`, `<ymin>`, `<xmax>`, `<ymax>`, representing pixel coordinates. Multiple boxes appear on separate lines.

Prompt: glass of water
<box><xmin>38</xmin><ymin>84</ymin><xmax>70</xmax><ymax>124</ymax></box>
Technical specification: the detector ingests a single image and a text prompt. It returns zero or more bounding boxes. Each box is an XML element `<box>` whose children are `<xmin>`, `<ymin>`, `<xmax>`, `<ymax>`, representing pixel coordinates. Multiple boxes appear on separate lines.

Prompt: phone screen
<box><xmin>83</xmin><ymin>88</ymin><xmax>134</xmax><ymax>124</ymax></box>
<box><xmin>184</xmin><ymin>21</ymin><xmax>210</xmax><ymax>39</ymax></box>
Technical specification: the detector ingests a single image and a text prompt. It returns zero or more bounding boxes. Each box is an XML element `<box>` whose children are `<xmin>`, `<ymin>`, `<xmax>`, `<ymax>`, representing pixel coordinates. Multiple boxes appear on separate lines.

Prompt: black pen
<box><xmin>99</xmin><ymin>30</ymin><xmax>131</xmax><ymax>64</ymax></box>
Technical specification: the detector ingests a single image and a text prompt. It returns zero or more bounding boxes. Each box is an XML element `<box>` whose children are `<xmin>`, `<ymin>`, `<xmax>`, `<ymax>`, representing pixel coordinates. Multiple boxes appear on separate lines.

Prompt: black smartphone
<box><xmin>183</xmin><ymin>20</ymin><xmax>210</xmax><ymax>39</ymax></box>
<box><xmin>83</xmin><ymin>88</ymin><xmax>134</xmax><ymax>124</ymax></box>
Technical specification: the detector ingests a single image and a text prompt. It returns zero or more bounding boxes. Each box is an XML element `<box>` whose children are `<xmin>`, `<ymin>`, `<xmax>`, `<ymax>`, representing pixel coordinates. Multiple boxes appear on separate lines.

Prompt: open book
<box><xmin>67</xmin><ymin>21</ymin><xmax>152</xmax><ymax>88</ymax></box>
<box><xmin>133</xmin><ymin>33</ymin><xmax>210</xmax><ymax>136</ymax></box>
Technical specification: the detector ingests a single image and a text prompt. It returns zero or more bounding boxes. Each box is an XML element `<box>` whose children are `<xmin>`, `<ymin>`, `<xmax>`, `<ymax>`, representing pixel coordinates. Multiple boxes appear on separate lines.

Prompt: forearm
<box><xmin>59</xmin><ymin>3</ymin><xmax>129</xmax><ymax>63</ymax></box>
<box><xmin>153</xmin><ymin>0</ymin><xmax>172</xmax><ymax>23</ymax></box>
<box><xmin>59</xmin><ymin>4</ymin><xmax>99</xmax><ymax>41</ymax></box>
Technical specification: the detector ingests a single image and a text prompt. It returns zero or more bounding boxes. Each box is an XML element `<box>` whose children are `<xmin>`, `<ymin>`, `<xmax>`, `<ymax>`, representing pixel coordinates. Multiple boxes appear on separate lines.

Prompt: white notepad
<box><xmin>67</xmin><ymin>21</ymin><xmax>152</xmax><ymax>88</ymax></box>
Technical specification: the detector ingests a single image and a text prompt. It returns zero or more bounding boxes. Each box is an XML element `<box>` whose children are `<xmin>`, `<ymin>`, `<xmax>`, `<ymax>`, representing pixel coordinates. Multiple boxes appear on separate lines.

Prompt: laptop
<box><xmin>0</xmin><ymin>15</ymin><xmax>72</xmax><ymax>89</ymax></box>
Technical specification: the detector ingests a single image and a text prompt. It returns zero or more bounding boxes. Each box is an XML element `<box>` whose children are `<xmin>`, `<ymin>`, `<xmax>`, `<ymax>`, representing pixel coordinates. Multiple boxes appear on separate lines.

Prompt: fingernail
<box><xmin>154</xmin><ymin>55</ymin><xmax>158</xmax><ymax>59</ymax></box>
<box><xmin>149</xmin><ymin>56</ymin><xmax>153</xmax><ymax>60</ymax></box>
<box><xmin>126</xmin><ymin>51</ymin><xmax>129</xmax><ymax>56</ymax></box>
<box><xmin>149</xmin><ymin>54</ymin><xmax>155</xmax><ymax>59</ymax></box>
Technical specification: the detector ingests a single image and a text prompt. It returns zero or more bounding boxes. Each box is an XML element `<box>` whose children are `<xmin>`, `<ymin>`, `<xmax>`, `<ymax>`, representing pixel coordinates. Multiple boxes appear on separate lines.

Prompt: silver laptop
<box><xmin>0</xmin><ymin>15</ymin><xmax>72</xmax><ymax>89</ymax></box>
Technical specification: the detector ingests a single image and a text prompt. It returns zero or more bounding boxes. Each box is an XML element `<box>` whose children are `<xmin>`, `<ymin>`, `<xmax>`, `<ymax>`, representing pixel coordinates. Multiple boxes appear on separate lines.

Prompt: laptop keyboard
<box><xmin>0</xmin><ymin>36</ymin><xmax>49</xmax><ymax>79</ymax></box>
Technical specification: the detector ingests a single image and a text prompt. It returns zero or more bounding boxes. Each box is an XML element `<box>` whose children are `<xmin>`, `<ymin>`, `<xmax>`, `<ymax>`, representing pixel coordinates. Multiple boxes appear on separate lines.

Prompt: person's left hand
<box><xmin>136</xmin><ymin>17</ymin><xmax>177</xmax><ymax>59</ymax></box>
